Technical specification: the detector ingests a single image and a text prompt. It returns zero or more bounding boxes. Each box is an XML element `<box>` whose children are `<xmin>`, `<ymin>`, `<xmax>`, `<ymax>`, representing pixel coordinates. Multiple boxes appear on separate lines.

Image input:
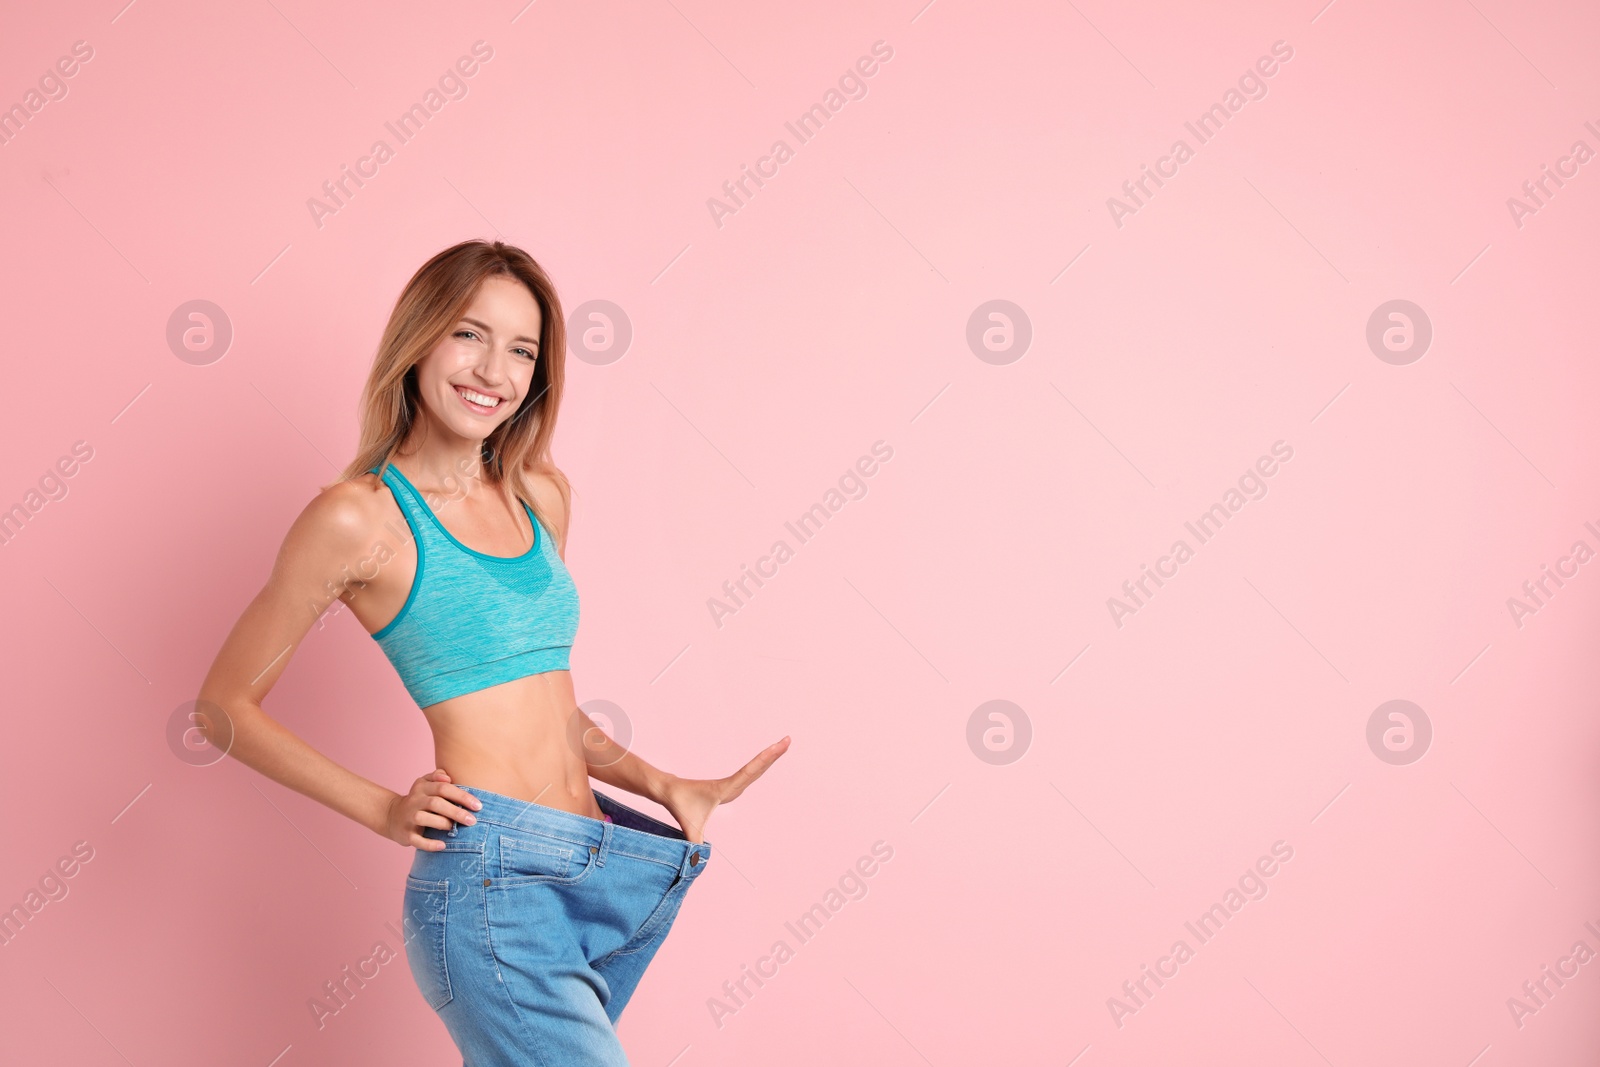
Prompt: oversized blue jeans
<box><xmin>400</xmin><ymin>785</ymin><xmax>712</xmax><ymax>1065</ymax></box>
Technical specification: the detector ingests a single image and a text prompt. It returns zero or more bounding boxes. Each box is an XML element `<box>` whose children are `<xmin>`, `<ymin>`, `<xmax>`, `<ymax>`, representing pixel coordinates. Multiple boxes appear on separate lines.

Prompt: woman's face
<box><xmin>412</xmin><ymin>274</ymin><xmax>544</xmax><ymax>444</ymax></box>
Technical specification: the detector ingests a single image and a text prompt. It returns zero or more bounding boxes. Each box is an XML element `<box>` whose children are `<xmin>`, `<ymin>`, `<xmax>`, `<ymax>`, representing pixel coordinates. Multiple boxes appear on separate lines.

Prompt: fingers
<box><xmin>424</xmin><ymin>794</ymin><xmax>477</xmax><ymax>826</ymax></box>
<box><xmin>417</xmin><ymin>774</ymin><xmax>480</xmax><ymax>815</ymax></box>
<box><xmin>436</xmin><ymin>783</ymin><xmax>483</xmax><ymax>813</ymax></box>
<box><xmin>412</xmin><ymin>808</ymin><xmax>455</xmax><ymax>831</ymax></box>
<box><xmin>733</xmin><ymin>749</ymin><xmax>774</xmax><ymax>780</ymax></box>
<box><xmin>414</xmin><ymin>774</ymin><xmax>480</xmax><ymax>813</ymax></box>
<box><xmin>747</xmin><ymin>737</ymin><xmax>790</xmax><ymax>770</ymax></box>
<box><xmin>397</xmin><ymin>771</ymin><xmax>479</xmax><ymax>855</ymax></box>
<box><xmin>732</xmin><ymin>737</ymin><xmax>790</xmax><ymax>783</ymax></box>
<box><xmin>713</xmin><ymin>737</ymin><xmax>790</xmax><ymax>802</ymax></box>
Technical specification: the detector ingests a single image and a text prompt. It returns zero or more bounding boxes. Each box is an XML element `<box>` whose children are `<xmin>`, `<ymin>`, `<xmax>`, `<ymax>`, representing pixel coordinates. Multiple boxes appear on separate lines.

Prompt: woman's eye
<box><xmin>516</xmin><ymin>348</ymin><xmax>536</xmax><ymax>359</ymax></box>
<box><xmin>455</xmin><ymin>329</ymin><xmax>478</xmax><ymax>341</ymax></box>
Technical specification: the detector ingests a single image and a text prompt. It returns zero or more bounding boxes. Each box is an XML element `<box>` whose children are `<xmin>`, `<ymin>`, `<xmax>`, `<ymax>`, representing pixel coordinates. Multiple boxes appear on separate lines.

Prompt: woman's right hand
<box><xmin>386</xmin><ymin>769</ymin><xmax>484</xmax><ymax>850</ymax></box>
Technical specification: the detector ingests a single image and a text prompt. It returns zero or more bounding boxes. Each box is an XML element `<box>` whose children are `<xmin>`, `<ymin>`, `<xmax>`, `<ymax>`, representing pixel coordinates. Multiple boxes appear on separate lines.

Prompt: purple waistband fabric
<box><xmin>603</xmin><ymin>814</ymin><xmax>613</xmax><ymax>823</ymax></box>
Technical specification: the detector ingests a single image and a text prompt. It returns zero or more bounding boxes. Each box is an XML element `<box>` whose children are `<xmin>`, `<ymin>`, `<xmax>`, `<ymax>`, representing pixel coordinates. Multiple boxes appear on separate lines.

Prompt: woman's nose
<box><xmin>476</xmin><ymin>348</ymin><xmax>511</xmax><ymax>385</ymax></box>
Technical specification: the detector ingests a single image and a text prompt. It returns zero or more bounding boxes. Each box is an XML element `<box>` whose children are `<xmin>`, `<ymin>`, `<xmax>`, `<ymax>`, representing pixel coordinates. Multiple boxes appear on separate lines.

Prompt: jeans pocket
<box><xmin>497</xmin><ymin>833</ymin><xmax>597</xmax><ymax>885</ymax></box>
<box><xmin>401</xmin><ymin>875</ymin><xmax>453</xmax><ymax>1011</ymax></box>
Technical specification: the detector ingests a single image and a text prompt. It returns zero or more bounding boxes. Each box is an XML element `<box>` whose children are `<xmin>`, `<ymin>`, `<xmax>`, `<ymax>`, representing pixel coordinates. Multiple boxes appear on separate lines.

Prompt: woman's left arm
<box><xmin>575</xmin><ymin>712</ymin><xmax>789</xmax><ymax>844</ymax></box>
<box><xmin>572</xmin><ymin>713</ymin><xmax>673</xmax><ymax>803</ymax></box>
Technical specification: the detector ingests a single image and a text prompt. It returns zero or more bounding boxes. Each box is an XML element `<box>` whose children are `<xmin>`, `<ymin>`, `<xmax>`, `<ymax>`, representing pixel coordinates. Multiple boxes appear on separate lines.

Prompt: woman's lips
<box><xmin>455</xmin><ymin>385</ymin><xmax>504</xmax><ymax>415</ymax></box>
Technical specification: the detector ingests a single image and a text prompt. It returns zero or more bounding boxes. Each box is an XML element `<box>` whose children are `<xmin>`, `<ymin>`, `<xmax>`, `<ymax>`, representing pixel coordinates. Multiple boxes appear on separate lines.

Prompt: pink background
<box><xmin>3</xmin><ymin>1</ymin><xmax>1598</xmax><ymax>1063</ymax></box>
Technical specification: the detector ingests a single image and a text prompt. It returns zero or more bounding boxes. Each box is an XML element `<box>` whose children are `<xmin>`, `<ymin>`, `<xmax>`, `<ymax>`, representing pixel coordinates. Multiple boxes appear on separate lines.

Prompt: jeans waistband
<box><xmin>443</xmin><ymin>784</ymin><xmax>711</xmax><ymax>873</ymax></box>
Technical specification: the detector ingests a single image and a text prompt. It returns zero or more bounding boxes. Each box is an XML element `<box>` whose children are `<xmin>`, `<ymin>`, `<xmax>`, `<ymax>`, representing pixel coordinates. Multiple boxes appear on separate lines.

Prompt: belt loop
<box><xmin>595</xmin><ymin>820</ymin><xmax>612</xmax><ymax>867</ymax></box>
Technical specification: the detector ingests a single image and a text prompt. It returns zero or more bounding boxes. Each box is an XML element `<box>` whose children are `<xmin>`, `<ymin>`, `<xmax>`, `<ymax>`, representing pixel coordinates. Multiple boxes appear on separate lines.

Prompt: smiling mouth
<box><xmin>455</xmin><ymin>385</ymin><xmax>504</xmax><ymax>414</ymax></box>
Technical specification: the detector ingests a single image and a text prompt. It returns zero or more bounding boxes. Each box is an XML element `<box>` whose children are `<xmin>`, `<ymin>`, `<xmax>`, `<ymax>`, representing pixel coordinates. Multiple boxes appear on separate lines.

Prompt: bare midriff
<box><xmin>420</xmin><ymin>668</ymin><xmax>603</xmax><ymax>821</ymax></box>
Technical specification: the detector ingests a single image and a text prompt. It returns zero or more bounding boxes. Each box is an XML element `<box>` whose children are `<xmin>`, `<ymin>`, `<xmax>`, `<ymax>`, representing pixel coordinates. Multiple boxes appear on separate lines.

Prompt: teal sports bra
<box><xmin>366</xmin><ymin>462</ymin><xmax>580</xmax><ymax>708</ymax></box>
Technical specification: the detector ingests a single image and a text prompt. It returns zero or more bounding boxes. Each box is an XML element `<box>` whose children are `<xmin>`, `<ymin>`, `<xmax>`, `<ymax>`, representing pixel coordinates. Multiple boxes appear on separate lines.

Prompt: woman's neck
<box><xmin>394</xmin><ymin>427</ymin><xmax>491</xmax><ymax>494</ymax></box>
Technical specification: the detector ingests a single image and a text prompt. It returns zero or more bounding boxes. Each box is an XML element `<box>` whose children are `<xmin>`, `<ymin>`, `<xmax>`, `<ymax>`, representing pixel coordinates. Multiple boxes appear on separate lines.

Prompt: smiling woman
<box><xmin>195</xmin><ymin>238</ymin><xmax>789</xmax><ymax>1064</ymax></box>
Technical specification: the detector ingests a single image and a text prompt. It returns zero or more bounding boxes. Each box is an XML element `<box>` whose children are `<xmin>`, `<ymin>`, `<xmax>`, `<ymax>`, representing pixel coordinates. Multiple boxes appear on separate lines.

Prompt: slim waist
<box><xmin>449</xmin><ymin>784</ymin><xmax>709</xmax><ymax>868</ymax></box>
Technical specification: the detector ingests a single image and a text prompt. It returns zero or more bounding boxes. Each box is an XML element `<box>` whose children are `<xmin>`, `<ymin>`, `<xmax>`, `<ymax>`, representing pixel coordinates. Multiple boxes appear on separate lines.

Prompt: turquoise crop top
<box><xmin>367</xmin><ymin>463</ymin><xmax>580</xmax><ymax>708</ymax></box>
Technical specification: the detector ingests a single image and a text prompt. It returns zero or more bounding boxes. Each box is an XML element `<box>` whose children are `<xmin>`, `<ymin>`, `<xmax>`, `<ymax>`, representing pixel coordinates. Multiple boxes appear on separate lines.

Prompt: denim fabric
<box><xmin>399</xmin><ymin>786</ymin><xmax>712</xmax><ymax>1065</ymax></box>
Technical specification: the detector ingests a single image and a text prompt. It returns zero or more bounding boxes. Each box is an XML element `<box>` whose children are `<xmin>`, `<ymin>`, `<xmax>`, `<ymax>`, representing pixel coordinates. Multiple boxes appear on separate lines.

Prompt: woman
<box><xmin>197</xmin><ymin>239</ymin><xmax>789</xmax><ymax>1064</ymax></box>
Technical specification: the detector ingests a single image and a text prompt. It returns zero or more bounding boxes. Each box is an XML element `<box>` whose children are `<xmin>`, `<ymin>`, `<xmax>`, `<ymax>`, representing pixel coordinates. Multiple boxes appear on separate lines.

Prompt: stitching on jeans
<box><xmin>603</xmin><ymin>848</ymin><xmax>681</xmax><ymax>869</ymax></box>
<box><xmin>476</xmin><ymin>868</ymin><xmax>505</xmax><ymax>986</ymax></box>
<box><xmin>470</xmin><ymin>815</ymin><xmax>677</xmax><ymax>856</ymax></box>
<box><xmin>480</xmin><ymin>872</ymin><xmax>629</xmax><ymax>1066</ymax></box>
<box><xmin>403</xmin><ymin>877</ymin><xmax>453</xmax><ymax>1009</ymax></box>
<box><xmin>406</xmin><ymin>875</ymin><xmax>450</xmax><ymax>890</ymax></box>
<box><xmin>482</xmin><ymin>914</ymin><xmax>553</xmax><ymax>1067</ymax></box>
<box><xmin>488</xmin><ymin>846</ymin><xmax>599</xmax><ymax>888</ymax></box>
<box><xmin>499</xmin><ymin>836</ymin><xmax>574</xmax><ymax>880</ymax></box>
<box><xmin>466</xmin><ymin>811</ymin><xmax>692</xmax><ymax>853</ymax></box>
<box><xmin>469</xmin><ymin>816</ymin><xmax>592</xmax><ymax>846</ymax></box>
<box><xmin>435</xmin><ymin>880</ymin><xmax>454</xmax><ymax>1008</ymax></box>
<box><xmin>597</xmin><ymin>898</ymin><xmax>680</xmax><ymax>962</ymax></box>
<box><xmin>593</xmin><ymin>878</ymin><xmax>691</xmax><ymax>968</ymax></box>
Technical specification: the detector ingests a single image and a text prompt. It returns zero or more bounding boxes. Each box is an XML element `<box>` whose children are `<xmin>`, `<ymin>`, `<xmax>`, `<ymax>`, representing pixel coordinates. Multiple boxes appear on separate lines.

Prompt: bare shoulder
<box><xmin>280</xmin><ymin>473</ymin><xmax>394</xmax><ymax>563</ymax></box>
<box><xmin>521</xmin><ymin>466</ymin><xmax>572</xmax><ymax>555</ymax></box>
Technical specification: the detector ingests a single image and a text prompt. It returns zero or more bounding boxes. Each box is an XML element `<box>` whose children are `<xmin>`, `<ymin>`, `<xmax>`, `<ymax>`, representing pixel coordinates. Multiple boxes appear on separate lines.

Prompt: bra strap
<box><xmin>374</xmin><ymin>463</ymin><xmax>431</xmax><ymax>528</ymax></box>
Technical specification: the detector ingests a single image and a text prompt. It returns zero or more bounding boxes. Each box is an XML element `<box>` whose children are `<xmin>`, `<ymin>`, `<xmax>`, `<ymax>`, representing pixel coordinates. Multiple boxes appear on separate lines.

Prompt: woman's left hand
<box><xmin>658</xmin><ymin>736</ymin><xmax>791</xmax><ymax>844</ymax></box>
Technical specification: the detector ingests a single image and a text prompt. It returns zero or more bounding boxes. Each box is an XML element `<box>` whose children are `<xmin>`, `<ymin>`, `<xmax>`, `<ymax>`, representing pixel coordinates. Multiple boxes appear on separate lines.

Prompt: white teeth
<box><xmin>457</xmin><ymin>387</ymin><xmax>501</xmax><ymax>407</ymax></box>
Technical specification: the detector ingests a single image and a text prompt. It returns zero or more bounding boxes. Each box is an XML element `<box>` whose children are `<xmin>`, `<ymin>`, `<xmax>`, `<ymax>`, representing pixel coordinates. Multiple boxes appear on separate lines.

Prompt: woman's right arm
<box><xmin>195</xmin><ymin>482</ymin><xmax>480</xmax><ymax>849</ymax></box>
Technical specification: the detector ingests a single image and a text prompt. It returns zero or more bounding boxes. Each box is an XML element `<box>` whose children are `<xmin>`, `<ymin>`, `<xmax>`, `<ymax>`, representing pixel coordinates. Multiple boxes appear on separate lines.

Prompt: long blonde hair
<box><xmin>334</xmin><ymin>239</ymin><xmax>571</xmax><ymax>536</ymax></box>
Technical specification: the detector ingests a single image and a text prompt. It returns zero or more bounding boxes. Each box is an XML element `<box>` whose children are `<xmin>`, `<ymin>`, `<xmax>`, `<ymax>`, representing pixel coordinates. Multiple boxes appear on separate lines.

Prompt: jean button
<box><xmin>689</xmin><ymin>852</ymin><xmax>701</xmax><ymax>866</ymax></box>
<box><xmin>483</xmin><ymin>878</ymin><xmax>491</xmax><ymax>886</ymax></box>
